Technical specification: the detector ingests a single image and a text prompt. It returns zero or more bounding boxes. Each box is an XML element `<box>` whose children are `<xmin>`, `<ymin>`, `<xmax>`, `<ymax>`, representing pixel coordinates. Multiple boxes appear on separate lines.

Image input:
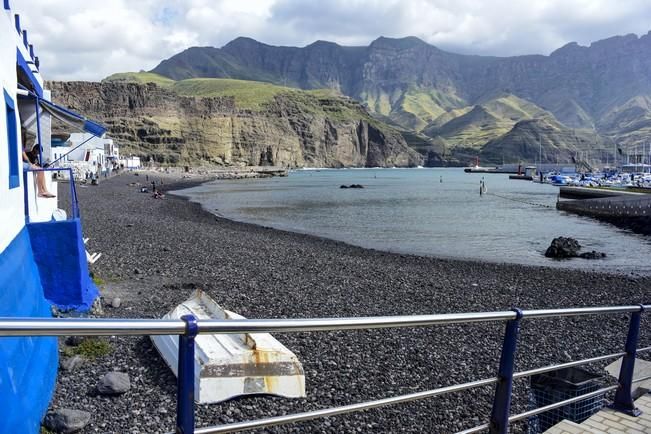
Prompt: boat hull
<box><xmin>151</xmin><ymin>290</ymin><xmax>305</xmax><ymax>403</ymax></box>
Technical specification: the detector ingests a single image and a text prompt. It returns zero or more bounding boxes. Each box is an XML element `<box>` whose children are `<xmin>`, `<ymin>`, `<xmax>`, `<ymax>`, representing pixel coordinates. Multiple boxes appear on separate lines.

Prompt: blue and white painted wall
<box><xmin>0</xmin><ymin>2</ymin><xmax>26</xmax><ymax>251</ymax></box>
<box><xmin>0</xmin><ymin>2</ymin><xmax>99</xmax><ymax>433</ymax></box>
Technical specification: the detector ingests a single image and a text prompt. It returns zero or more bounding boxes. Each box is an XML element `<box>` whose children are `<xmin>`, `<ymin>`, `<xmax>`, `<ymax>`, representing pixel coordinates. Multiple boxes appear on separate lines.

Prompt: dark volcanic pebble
<box><xmin>44</xmin><ymin>408</ymin><xmax>91</xmax><ymax>433</ymax></box>
<box><xmin>97</xmin><ymin>371</ymin><xmax>131</xmax><ymax>395</ymax></box>
<box><xmin>60</xmin><ymin>355</ymin><xmax>84</xmax><ymax>372</ymax></box>
<box><xmin>49</xmin><ymin>172</ymin><xmax>651</xmax><ymax>434</ymax></box>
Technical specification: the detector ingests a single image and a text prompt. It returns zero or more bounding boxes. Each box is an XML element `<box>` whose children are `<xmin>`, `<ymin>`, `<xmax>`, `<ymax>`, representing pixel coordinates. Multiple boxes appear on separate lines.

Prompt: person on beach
<box><xmin>21</xmin><ymin>129</ymin><xmax>55</xmax><ymax>198</ymax></box>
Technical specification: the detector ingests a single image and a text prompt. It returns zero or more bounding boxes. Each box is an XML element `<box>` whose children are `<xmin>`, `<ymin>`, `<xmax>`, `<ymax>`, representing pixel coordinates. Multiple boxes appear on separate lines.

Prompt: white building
<box><xmin>120</xmin><ymin>155</ymin><xmax>141</xmax><ymax>169</ymax></box>
<box><xmin>52</xmin><ymin>133</ymin><xmax>120</xmax><ymax>180</ymax></box>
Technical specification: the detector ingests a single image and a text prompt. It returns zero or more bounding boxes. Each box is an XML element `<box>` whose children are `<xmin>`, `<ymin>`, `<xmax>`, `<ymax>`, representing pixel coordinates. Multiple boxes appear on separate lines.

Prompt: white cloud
<box><xmin>9</xmin><ymin>0</ymin><xmax>651</xmax><ymax>81</ymax></box>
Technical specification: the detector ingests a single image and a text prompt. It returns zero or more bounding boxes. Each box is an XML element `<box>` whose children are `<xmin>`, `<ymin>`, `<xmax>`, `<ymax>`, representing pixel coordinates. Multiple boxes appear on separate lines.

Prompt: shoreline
<box><xmin>51</xmin><ymin>172</ymin><xmax>651</xmax><ymax>434</ymax></box>
<box><xmin>168</xmin><ymin>170</ymin><xmax>651</xmax><ymax>278</ymax></box>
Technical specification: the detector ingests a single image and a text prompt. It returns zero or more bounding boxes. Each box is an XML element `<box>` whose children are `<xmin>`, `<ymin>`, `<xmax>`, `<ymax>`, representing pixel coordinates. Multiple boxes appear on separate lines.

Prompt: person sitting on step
<box><xmin>22</xmin><ymin>129</ymin><xmax>55</xmax><ymax>198</ymax></box>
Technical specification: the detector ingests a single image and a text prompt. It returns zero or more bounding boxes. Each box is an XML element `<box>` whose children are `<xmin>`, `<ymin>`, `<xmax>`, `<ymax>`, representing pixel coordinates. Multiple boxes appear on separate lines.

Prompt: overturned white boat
<box><xmin>151</xmin><ymin>290</ymin><xmax>305</xmax><ymax>403</ymax></box>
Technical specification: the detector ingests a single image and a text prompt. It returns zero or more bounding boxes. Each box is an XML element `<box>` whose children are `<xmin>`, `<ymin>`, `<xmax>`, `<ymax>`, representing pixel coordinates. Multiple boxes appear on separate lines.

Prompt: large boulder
<box><xmin>545</xmin><ymin>237</ymin><xmax>581</xmax><ymax>259</ymax></box>
<box><xmin>544</xmin><ymin>237</ymin><xmax>606</xmax><ymax>259</ymax></box>
<box><xmin>545</xmin><ymin>237</ymin><xmax>582</xmax><ymax>258</ymax></box>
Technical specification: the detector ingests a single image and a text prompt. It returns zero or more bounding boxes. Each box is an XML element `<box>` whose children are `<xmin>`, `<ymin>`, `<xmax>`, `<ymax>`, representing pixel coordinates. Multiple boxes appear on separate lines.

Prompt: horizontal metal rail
<box><xmin>512</xmin><ymin>351</ymin><xmax>626</xmax><ymax>379</ymax></box>
<box><xmin>511</xmin><ymin>385</ymin><xmax>618</xmax><ymax>422</ymax></box>
<box><xmin>0</xmin><ymin>304</ymin><xmax>647</xmax><ymax>336</ymax></box>
<box><xmin>0</xmin><ymin>318</ymin><xmax>187</xmax><ymax>336</ymax></box>
<box><xmin>183</xmin><ymin>349</ymin><xmax>644</xmax><ymax>434</ymax></box>
<box><xmin>192</xmin><ymin>377</ymin><xmax>499</xmax><ymax>434</ymax></box>
<box><xmin>456</xmin><ymin>372</ymin><xmax>651</xmax><ymax>434</ymax></box>
<box><xmin>1</xmin><ymin>304</ymin><xmax>647</xmax><ymax>434</ymax></box>
<box><xmin>511</xmin><ymin>371</ymin><xmax>651</xmax><ymax>423</ymax></box>
<box><xmin>459</xmin><ymin>366</ymin><xmax>651</xmax><ymax>433</ymax></box>
<box><xmin>520</xmin><ymin>305</ymin><xmax>648</xmax><ymax>319</ymax></box>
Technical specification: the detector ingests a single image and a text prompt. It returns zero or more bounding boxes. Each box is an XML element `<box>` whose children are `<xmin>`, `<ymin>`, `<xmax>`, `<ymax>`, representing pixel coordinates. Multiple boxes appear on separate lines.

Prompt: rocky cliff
<box><xmin>47</xmin><ymin>81</ymin><xmax>422</xmax><ymax>168</ymax></box>
<box><xmin>151</xmin><ymin>34</ymin><xmax>651</xmax><ymax>163</ymax></box>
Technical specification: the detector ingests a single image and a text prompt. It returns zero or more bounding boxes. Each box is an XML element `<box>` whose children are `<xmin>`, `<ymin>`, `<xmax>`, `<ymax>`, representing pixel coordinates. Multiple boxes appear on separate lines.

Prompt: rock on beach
<box><xmin>97</xmin><ymin>372</ymin><xmax>130</xmax><ymax>395</ymax></box>
<box><xmin>43</xmin><ymin>409</ymin><xmax>91</xmax><ymax>433</ymax></box>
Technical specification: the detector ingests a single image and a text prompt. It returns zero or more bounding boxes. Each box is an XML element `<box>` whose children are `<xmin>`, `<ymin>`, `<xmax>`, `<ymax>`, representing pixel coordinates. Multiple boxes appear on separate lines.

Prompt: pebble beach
<box><xmin>50</xmin><ymin>170</ymin><xmax>651</xmax><ymax>434</ymax></box>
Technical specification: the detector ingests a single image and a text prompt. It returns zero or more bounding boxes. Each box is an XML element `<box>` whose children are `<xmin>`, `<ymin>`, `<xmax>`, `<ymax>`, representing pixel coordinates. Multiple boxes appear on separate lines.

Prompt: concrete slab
<box><xmin>605</xmin><ymin>358</ymin><xmax>651</xmax><ymax>398</ymax></box>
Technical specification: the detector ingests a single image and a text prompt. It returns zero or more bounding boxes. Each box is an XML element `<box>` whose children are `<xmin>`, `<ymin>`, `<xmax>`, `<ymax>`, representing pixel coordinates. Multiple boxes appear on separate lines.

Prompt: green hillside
<box><xmin>422</xmin><ymin>94</ymin><xmax>558</xmax><ymax>149</ymax></box>
<box><xmin>480</xmin><ymin>118</ymin><xmax>612</xmax><ymax>164</ymax></box>
<box><xmin>104</xmin><ymin>72</ymin><xmax>343</xmax><ymax>111</ymax></box>
<box><xmin>172</xmin><ymin>78</ymin><xmax>295</xmax><ymax>110</ymax></box>
<box><xmin>104</xmin><ymin>72</ymin><xmax>175</xmax><ymax>88</ymax></box>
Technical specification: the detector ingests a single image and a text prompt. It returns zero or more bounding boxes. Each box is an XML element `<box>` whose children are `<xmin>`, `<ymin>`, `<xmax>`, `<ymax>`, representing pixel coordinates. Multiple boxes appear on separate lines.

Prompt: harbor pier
<box><xmin>557</xmin><ymin>194</ymin><xmax>651</xmax><ymax>234</ymax></box>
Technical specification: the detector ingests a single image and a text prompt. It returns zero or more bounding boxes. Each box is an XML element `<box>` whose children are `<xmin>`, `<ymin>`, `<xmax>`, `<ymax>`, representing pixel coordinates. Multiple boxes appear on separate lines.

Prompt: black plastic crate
<box><xmin>527</xmin><ymin>367</ymin><xmax>605</xmax><ymax>433</ymax></box>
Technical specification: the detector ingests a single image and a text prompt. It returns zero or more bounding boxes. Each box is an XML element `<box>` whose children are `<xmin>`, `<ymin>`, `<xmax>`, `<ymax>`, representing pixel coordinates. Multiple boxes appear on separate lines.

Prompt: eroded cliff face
<box><xmin>47</xmin><ymin>81</ymin><xmax>422</xmax><ymax>168</ymax></box>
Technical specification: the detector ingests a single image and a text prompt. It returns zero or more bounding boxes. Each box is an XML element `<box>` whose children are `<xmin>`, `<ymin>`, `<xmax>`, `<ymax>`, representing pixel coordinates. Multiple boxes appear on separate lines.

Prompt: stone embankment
<box><xmin>557</xmin><ymin>191</ymin><xmax>651</xmax><ymax>235</ymax></box>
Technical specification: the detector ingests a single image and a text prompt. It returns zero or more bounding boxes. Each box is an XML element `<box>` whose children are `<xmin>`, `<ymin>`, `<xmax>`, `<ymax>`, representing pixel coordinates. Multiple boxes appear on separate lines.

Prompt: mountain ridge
<box><xmin>150</xmin><ymin>32</ymin><xmax>651</xmax><ymax>164</ymax></box>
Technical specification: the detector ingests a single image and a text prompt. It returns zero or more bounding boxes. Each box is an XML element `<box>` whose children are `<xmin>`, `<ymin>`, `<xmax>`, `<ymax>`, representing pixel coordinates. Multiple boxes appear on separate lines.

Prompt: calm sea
<box><xmin>176</xmin><ymin>168</ymin><xmax>651</xmax><ymax>274</ymax></box>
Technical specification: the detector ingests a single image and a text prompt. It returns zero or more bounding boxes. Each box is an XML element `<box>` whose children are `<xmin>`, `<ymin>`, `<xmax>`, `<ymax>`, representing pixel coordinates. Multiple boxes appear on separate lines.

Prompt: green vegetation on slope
<box><xmin>172</xmin><ymin>78</ymin><xmax>296</xmax><ymax>110</ymax></box>
<box><xmin>423</xmin><ymin>94</ymin><xmax>559</xmax><ymax>149</ymax></box>
<box><xmin>398</xmin><ymin>86</ymin><xmax>466</xmax><ymax>130</ymax></box>
<box><xmin>103</xmin><ymin>72</ymin><xmax>355</xmax><ymax>113</ymax></box>
<box><xmin>103</xmin><ymin>71</ymin><xmax>175</xmax><ymax>88</ymax></box>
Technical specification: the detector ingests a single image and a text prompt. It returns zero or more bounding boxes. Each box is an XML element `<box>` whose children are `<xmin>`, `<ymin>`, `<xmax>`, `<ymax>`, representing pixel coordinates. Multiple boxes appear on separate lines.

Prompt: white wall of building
<box><xmin>0</xmin><ymin>8</ymin><xmax>25</xmax><ymax>251</ymax></box>
<box><xmin>57</xmin><ymin>133</ymin><xmax>120</xmax><ymax>169</ymax></box>
<box><xmin>120</xmin><ymin>156</ymin><xmax>141</xmax><ymax>169</ymax></box>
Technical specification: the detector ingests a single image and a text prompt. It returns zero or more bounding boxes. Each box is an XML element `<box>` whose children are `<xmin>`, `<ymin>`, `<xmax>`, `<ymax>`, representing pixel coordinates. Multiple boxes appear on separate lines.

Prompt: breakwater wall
<box><xmin>557</xmin><ymin>195</ymin><xmax>651</xmax><ymax>234</ymax></box>
<box><xmin>558</xmin><ymin>186</ymin><xmax>645</xmax><ymax>200</ymax></box>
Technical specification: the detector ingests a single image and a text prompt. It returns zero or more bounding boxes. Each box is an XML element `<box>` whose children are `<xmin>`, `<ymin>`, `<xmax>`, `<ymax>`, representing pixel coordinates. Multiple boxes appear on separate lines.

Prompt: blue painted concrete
<box><xmin>16</xmin><ymin>48</ymin><xmax>42</xmax><ymax>97</ymax></box>
<box><xmin>27</xmin><ymin>218</ymin><xmax>98</xmax><ymax>311</ymax></box>
<box><xmin>0</xmin><ymin>226</ymin><xmax>57</xmax><ymax>434</ymax></box>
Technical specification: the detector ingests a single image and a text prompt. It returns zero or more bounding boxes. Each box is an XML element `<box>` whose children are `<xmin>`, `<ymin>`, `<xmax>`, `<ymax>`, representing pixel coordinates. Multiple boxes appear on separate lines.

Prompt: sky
<box><xmin>13</xmin><ymin>0</ymin><xmax>651</xmax><ymax>81</ymax></box>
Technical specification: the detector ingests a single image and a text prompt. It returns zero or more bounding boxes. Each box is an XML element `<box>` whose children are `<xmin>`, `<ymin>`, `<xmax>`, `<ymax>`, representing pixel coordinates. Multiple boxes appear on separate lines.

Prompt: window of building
<box><xmin>4</xmin><ymin>89</ymin><xmax>19</xmax><ymax>189</ymax></box>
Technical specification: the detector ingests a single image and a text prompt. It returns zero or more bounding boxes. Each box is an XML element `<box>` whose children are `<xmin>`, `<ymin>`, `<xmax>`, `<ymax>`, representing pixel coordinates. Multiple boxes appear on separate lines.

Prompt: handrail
<box><xmin>0</xmin><ymin>303</ymin><xmax>647</xmax><ymax>434</ymax></box>
<box><xmin>24</xmin><ymin>167</ymin><xmax>80</xmax><ymax>219</ymax></box>
<box><xmin>0</xmin><ymin>304</ymin><xmax>647</xmax><ymax>336</ymax></box>
<box><xmin>193</xmin><ymin>377</ymin><xmax>500</xmax><ymax>434</ymax></box>
<box><xmin>187</xmin><ymin>349</ymin><xmax>648</xmax><ymax>434</ymax></box>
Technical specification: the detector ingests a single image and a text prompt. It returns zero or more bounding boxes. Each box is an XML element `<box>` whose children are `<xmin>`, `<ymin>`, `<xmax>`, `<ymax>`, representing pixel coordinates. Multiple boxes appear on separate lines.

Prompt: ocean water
<box><xmin>177</xmin><ymin>168</ymin><xmax>651</xmax><ymax>274</ymax></box>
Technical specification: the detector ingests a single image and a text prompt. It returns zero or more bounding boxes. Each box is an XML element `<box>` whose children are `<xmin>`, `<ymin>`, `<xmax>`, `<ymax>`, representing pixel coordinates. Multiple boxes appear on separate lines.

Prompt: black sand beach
<box><xmin>50</xmin><ymin>171</ymin><xmax>650</xmax><ymax>433</ymax></box>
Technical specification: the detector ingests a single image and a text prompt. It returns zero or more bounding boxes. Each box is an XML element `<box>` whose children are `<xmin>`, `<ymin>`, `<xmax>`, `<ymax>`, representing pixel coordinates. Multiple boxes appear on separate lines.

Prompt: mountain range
<box><xmin>150</xmin><ymin>33</ymin><xmax>651</xmax><ymax>165</ymax></box>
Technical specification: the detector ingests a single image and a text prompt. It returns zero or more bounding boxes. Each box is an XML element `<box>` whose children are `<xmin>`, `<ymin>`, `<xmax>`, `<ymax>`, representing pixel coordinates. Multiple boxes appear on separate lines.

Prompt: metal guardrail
<box><xmin>0</xmin><ymin>304</ymin><xmax>648</xmax><ymax>434</ymax></box>
<box><xmin>23</xmin><ymin>167</ymin><xmax>80</xmax><ymax>220</ymax></box>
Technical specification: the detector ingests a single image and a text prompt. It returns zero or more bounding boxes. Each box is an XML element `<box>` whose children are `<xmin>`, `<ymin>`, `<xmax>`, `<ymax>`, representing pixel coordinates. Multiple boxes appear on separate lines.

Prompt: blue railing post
<box><xmin>67</xmin><ymin>168</ymin><xmax>80</xmax><ymax>219</ymax></box>
<box><xmin>610</xmin><ymin>305</ymin><xmax>644</xmax><ymax>416</ymax></box>
<box><xmin>177</xmin><ymin>314</ymin><xmax>198</xmax><ymax>434</ymax></box>
<box><xmin>489</xmin><ymin>308</ymin><xmax>523</xmax><ymax>434</ymax></box>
